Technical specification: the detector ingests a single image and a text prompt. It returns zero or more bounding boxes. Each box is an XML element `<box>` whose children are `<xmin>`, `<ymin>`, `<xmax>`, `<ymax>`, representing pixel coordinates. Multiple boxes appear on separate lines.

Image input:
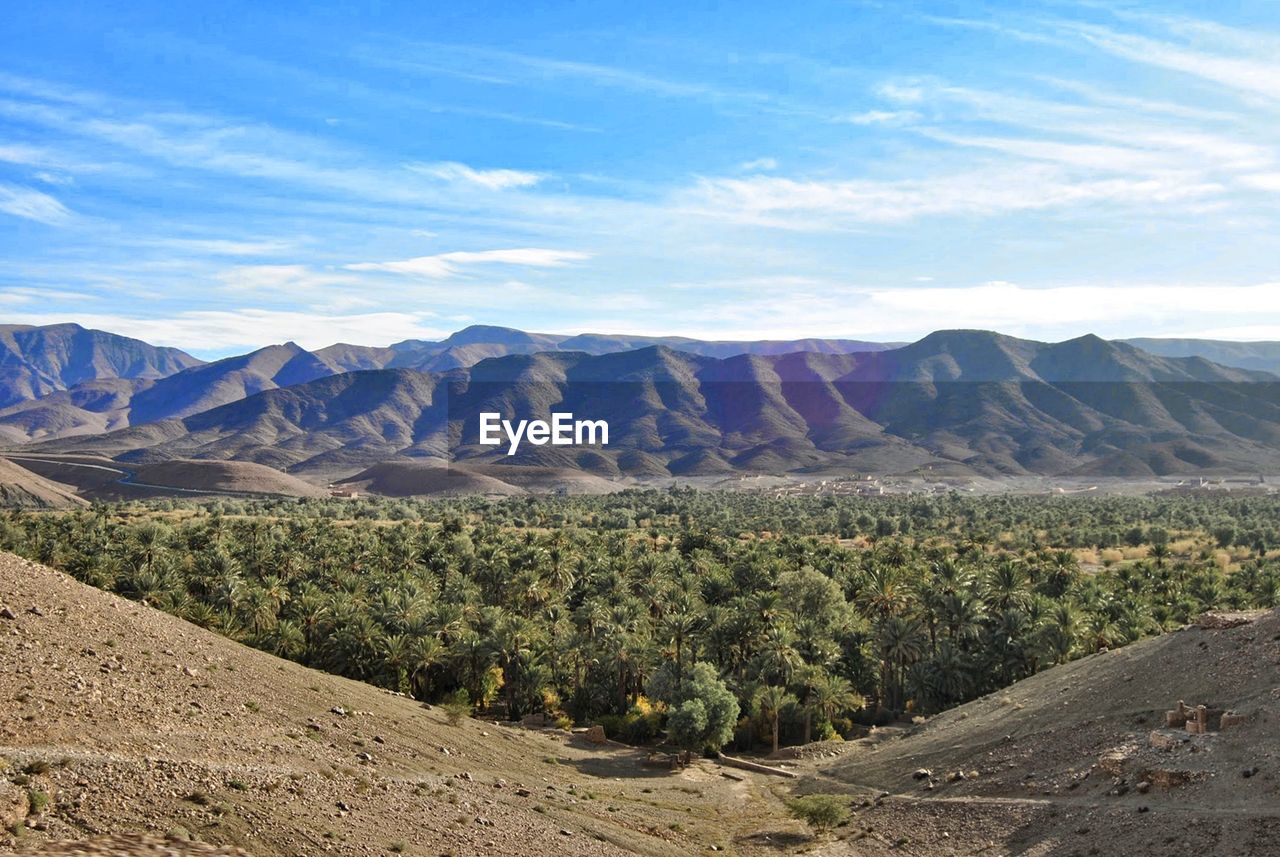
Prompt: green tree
<box><xmin>647</xmin><ymin>661</ymin><xmax>738</xmax><ymax>753</ymax></box>
<box><xmin>786</xmin><ymin>794</ymin><xmax>850</xmax><ymax>837</ymax></box>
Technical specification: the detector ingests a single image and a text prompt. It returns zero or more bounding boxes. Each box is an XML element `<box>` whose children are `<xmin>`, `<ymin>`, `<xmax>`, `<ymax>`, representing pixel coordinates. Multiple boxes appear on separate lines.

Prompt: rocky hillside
<box><xmin>797</xmin><ymin>610</ymin><xmax>1280</xmax><ymax>855</ymax></box>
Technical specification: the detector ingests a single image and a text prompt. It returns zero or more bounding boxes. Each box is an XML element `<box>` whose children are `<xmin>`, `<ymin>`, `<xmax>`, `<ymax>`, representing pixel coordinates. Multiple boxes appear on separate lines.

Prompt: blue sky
<box><xmin>3</xmin><ymin>0</ymin><xmax>1280</xmax><ymax>357</ymax></box>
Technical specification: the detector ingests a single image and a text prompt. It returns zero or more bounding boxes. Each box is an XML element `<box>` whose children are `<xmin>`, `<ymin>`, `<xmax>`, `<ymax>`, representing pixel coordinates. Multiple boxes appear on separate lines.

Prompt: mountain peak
<box><xmin>443</xmin><ymin>325</ymin><xmax>553</xmax><ymax>347</ymax></box>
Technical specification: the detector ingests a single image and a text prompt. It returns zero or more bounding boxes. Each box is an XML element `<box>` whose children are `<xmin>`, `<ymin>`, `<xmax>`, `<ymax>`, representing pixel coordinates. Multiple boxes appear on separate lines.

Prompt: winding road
<box><xmin>3</xmin><ymin>455</ymin><xmax>298</xmax><ymax>498</ymax></box>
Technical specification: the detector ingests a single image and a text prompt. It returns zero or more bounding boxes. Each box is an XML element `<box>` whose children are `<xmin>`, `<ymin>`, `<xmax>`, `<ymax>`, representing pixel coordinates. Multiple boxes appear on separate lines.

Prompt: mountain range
<box><xmin>0</xmin><ymin>326</ymin><xmax>904</xmax><ymax>443</ymax></box>
<box><xmin>12</xmin><ymin>327</ymin><xmax>1280</xmax><ymax>483</ymax></box>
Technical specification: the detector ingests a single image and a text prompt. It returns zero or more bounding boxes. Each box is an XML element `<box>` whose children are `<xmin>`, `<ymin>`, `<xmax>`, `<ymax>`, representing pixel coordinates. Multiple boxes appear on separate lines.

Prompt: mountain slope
<box><xmin>28</xmin><ymin>331</ymin><xmax>1280</xmax><ymax>480</ymax></box>
<box><xmin>0</xmin><ymin>323</ymin><xmax>202</xmax><ymax>408</ymax></box>
<box><xmin>0</xmin><ymin>552</ymin><xmax>753</xmax><ymax>855</ymax></box>
<box><xmin>1124</xmin><ymin>337</ymin><xmax>1280</xmax><ymax>375</ymax></box>
<box><xmin>0</xmin><ymin>457</ymin><xmax>87</xmax><ymax>507</ymax></box>
<box><xmin>0</xmin><ymin>343</ymin><xmax>335</xmax><ymax>442</ymax></box>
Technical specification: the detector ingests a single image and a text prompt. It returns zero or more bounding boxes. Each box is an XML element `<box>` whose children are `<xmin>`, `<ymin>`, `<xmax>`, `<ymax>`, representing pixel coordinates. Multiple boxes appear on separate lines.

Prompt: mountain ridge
<box><xmin>0</xmin><ymin>323</ymin><xmax>203</xmax><ymax>408</ymax></box>
<box><xmin>23</xmin><ymin>331</ymin><xmax>1280</xmax><ymax>481</ymax></box>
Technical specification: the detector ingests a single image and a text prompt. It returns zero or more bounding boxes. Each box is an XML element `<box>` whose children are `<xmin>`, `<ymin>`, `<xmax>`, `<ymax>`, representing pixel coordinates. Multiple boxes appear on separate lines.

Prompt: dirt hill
<box><xmin>130</xmin><ymin>460</ymin><xmax>326</xmax><ymax>498</ymax></box>
<box><xmin>0</xmin><ymin>458</ymin><xmax>86</xmax><ymax>508</ymax></box>
<box><xmin>0</xmin><ymin>553</ymin><xmax>780</xmax><ymax>856</ymax></box>
<box><xmin>795</xmin><ymin>610</ymin><xmax>1280</xmax><ymax>855</ymax></box>
<box><xmin>336</xmin><ymin>461</ymin><xmax>526</xmax><ymax>497</ymax></box>
<box><xmin>465</xmin><ymin>464</ymin><xmax>621</xmax><ymax>495</ymax></box>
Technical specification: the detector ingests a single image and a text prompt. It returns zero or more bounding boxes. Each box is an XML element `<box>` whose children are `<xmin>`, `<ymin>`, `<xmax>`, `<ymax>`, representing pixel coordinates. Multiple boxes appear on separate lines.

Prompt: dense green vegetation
<box><xmin>4</xmin><ymin>489</ymin><xmax>1280</xmax><ymax>753</ymax></box>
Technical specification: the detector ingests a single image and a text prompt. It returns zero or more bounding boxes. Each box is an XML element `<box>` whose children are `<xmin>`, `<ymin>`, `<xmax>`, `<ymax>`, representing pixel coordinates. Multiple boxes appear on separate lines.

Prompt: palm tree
<box><xmin>486</xmin><ymin>614</ymin><xmax>539</xmax><ymax>718</ymax></box>
<box><xmin>660</xmin><ymin>597</ymin><xmax>704</xmax><ymax>690</ymax></box>
<box><xmin>810</xmin><ymin>673</ymin><xmax>863</xmax><ymax>732</ymax></box>
<box><xmin>755</xmin><ymin>684</ymin><xmax>795</xmax><ymax>754</ymax></box>
<box><xmin>876</xmin><ymin>615</ymin><xmax>927</xmax><ymax>712</ymax></box>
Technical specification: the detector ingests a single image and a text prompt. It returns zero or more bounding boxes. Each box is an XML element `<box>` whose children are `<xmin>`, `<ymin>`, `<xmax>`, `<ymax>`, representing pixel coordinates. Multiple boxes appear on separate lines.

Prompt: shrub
<box><xmin>441</xmin><ymin>689</ymin><xmax>471</xmax><ymax>726</ymax></box>
<box><xmin>786</xmin><ymin>793</ymin><xmax>850</xmax><ymax>834</ymax></box>
<box><xmin>26</xmin><ymin>790</ymin><xmax>49</xmax><ymax>815</ymax></box>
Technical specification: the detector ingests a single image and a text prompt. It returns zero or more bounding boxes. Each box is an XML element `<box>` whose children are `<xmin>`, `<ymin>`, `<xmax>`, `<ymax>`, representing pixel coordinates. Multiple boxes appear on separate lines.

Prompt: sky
<box><xmin>3</xmin><ymin>0</ymin><xmax>1280</xmax><ymax>358</ymax></box>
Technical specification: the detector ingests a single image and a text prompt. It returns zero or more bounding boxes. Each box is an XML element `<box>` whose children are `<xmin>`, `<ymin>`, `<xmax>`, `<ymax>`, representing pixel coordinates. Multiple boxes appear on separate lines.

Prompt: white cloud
<box><xmin>680</xmin><ymin>167</ymin><xmax>1221</xmax><ymax>230</ymax></box>
<box><xmin>216</xmin><ymin>264</ymin><xmax>356</xmax><ymax>293</ymax></box>
<box><xmin>1069</xmin><ymin>23</ymin><xmax>1280</xmax><ymax>103</ymax></box>
<box><xmin>738</xmin><ymin>157</ymin><xmax>778</xmax><ymax>172</ymax></box>
<box><xmin>1171</xmin><ymin>324</ymin><xmax>1280</xmax><ymax>340</ymax></box>
<box><xmin>0</xmin><ymin>183</ymin><xmax>72</xmax><ymax>225</ymax></box>
<box><xmin>877</xmin><ymin>81</ymin><xmax>927</xmax><ymax>104</ymax></box>
<box><xmin>0</xmin><ymin>287</ymin><xmax>97</xmax><ymax>305</ymax></box>
<box><xmin>1240</xmin><ymin>173</ymin><xmax>1280</xmax><ymax>192</ymax></box>
<box><xmin>146</xmin><ymin>238</ymin><xmax>296</xmax><ymax>256</ymax></box>
<box><xmin>843</xmin><ymin>110</ymin><xmax>919</xmax><ymax>125</ymax></box>
<box><xmin>406</xmin><ymin>161</ymin><xmax>543</xmax><ymax>190</ymax></box>
<box><xmin>0</xmin><ymin>144</ymin><xmax>58</xmax><ymax>167</ymax></box>
<box><xmin>566</xmin><ymin>280</ymin><xmax>1280</xmax><ymax>343</ymax></box>
<box><xmin>859</xmin><ymin>282</ymin><xmax>1280</xmax><ymax>330</ymax></box>
<box><xmin>346</xmin><ymin>248</ymin><xmax>590</xmax><ymax>278</ymax></box>
<box><xmin>33</xmin><ymin>171</ymin><xmax>75</xmax><ymax>186</ymax></box>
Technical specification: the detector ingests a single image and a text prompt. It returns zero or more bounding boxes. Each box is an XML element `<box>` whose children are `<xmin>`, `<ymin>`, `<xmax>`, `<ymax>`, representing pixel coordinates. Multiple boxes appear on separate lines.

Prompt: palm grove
<box><xmin>4</xmin><ymin>490</ymin><xmax>1279</xmax><ymax>754</ymax></box>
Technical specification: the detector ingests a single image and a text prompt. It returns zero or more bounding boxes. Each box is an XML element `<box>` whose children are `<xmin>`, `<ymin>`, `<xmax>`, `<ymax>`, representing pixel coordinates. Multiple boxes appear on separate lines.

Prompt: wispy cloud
<box><xmin>353</xmin><ymin>39</ymin><xmax>775</xmax><ymax>107</ymax></box>
<box><xmin>406</xmin><ymin>161</ymin><xmax>542</xmax><ymax>190</ymax></box>
<box><xmin>0</xmin><ymin>286</ymin><xmax>97</xmax><ymax>305</ymax></box>
<box><xmin>1</xmin><ymin>309</ymin><xmax>445</xmax><ymax>352</ymax></box>
<box><xmin>0</xmin><ymin>183</ymin><xmax>72</xmax><ymax>225</ymax></box>
<box><xmin>144</xmin><ymin>238</ymin><xmax>296</xmax><ymax>256</ymax></box>
<box><xmin>1064</xmin><ymin>21</ymin><xmax>1280</xmax><ymax>104</ymax></box>
<box><xmin>0</xmin><ymin>76</ymin><xmax>559</xmax><ymax>219</ymax></box>
<box><xmin>215</xmin><ymin>264</ymin><xmax>356</xmax><ymax>293</ymax></box>
<box><xmin>842</xmin><ymin>109</ymin><xmax>919</xmax><ymax>125</ymax></box>
<box><xmin>679</xmin><ymin>167</ymin><xmax>1221</xmax><ymax>230</ymax></box>
<box><xmin>346</xmin><ymin>248</ymin><xmax>590</xmax><ymax>278</ymax></box>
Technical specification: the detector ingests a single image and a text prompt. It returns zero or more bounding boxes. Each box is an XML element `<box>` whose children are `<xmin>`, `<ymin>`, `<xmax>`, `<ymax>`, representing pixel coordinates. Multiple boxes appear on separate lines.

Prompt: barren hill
<box><xmin>336</xmin><ymin>460</ymin><xmax>526</xmax><ymax>497</ymax></box>
<box><xmin>797</xmin><ymin>610</ymin><xmax>1280</xmax><ymax>855</ymax></box>
<box><xmin>130</xmin><ymin>460</ymin><xmax>327</xmax><ymax>498</ymax></box>
<box><xmin>334</xmin><ymin>460</ymin><xmax>622</xmax><ymax>497</ymax></box>
<box><xmin>0</xmin><ymin>457</ymin><xmax>86</xmax><ymax>508</ymax></box>
<box><xmin>0</xmin><ymin>553</ymin><xmax>763</xmax><ymax>855</ymax></box>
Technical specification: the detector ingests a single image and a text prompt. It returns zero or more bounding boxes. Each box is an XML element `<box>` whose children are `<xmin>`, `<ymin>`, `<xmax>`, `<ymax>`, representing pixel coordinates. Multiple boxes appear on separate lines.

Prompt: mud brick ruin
<box><xmin>1164</xmin><ymin>700</ymin><xmax>1246</xmax><ymax>734</ymax></box>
